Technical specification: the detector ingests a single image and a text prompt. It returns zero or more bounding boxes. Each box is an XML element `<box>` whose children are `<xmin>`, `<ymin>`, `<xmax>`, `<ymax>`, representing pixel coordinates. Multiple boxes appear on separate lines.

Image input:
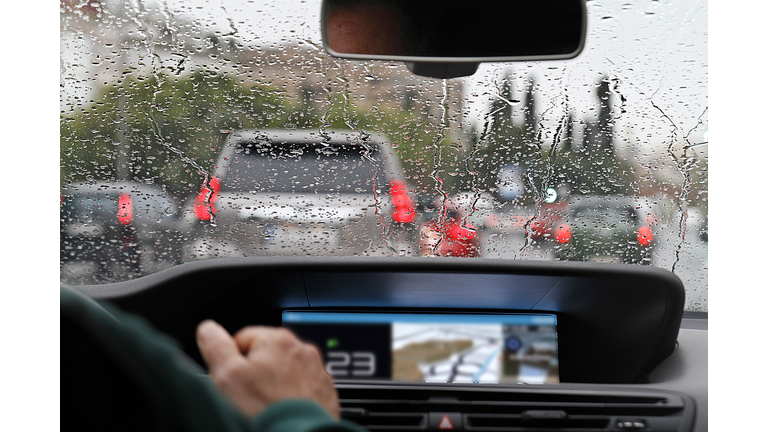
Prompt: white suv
<box><xmin>184</xmin><ymin>130</ymin><xmax>416</xmax><ymax>259</ymax></box>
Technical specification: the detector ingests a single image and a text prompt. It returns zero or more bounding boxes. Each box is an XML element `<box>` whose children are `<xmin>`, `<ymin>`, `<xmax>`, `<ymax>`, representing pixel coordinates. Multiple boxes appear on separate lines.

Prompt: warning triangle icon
<box><xmin>438</xmin><ymin>415</ymin><xmax>454</xmax><ymax>430</ymax></box>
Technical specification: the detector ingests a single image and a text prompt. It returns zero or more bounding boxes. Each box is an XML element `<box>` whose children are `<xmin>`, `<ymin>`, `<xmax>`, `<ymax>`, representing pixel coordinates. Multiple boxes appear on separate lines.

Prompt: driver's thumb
<box><xmin>196</xmin><ymin>320</ymin><xmax>240</xmax><ymax>370</ymax></box>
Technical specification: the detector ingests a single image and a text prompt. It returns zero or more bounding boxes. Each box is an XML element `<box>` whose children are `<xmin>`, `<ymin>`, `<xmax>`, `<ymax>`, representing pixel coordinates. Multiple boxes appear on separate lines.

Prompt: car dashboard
<box><xmin>71</xmin><ymin>257</ymin><xmax>707</xmax><ymax>431</ymax></box>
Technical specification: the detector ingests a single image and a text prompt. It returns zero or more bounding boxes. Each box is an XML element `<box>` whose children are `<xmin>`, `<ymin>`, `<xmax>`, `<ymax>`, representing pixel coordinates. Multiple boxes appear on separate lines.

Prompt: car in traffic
<box><xmin>184</xmin><ymin>130</ymin><xmax>417</xmax><ymax>260</ymax></box>
<box><xmin>414</xmin><ymin>193</ymin><xmax>481</xmax><ymax>257</ymax></box>
<box><xmin>59</xmin><ymin>0</ymin><xmax>709</xmax><ymax>431</ymax></box>
<box><xmin>527</xmin><ymin>200</ymin><xmax>570</xmax><ymax>243</ymax></box>
<box><xmin>60</xmin><ymin>181</ymin><xmax>185</xmax><ymax>283</ymax></box>
<box><xmin>554</xmin><ymin>196</ymin><xmax>655</xmax><ymax>264</ymax></box>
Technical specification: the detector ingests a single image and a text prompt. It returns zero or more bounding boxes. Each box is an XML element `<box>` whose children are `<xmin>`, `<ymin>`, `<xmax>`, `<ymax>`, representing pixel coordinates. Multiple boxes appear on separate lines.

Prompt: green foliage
<box><xmin>62</xmin><ymin>67</ymin><xmax>644</xmax><ymax>206</ymax></box>
<box><xmin>465</xmin><ymin>71</ymin><xmax>548</xmax><ymax>203</ymax></box>
<box><xmin>461</xmin><ymin>73</ymin><xmax>639</xmax><ymax>204</ymax></box>
<box><xmin>546</xmin><ymin>76</ymin><xmax>634</xmax><ymax>197</ymax></box>
<box><xmin>317</xmin><ymin>93</ymin><xmax>462</xmax><ymax>194</ymax></box>
<box><xmin>61</xmin><ymin>68</ymin><xmax>464</xmax><ymax>200</ymax></box>
<box><xmin>358</xmin><ymin>106</ymin><xmax>461</xmax><ymax>194</ymax></box>
<box><xmin>61</xmin><ymin>68</ymin><xmax>297</xmax><ymax>196</ymax></box>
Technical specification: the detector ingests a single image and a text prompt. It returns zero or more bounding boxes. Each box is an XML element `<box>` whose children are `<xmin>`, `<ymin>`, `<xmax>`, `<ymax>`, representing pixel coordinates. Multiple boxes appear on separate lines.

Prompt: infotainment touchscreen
<box><xmin>282</xmin><ymin>312</ymin><xmax>559</xmax><ymax>384</ymax></box>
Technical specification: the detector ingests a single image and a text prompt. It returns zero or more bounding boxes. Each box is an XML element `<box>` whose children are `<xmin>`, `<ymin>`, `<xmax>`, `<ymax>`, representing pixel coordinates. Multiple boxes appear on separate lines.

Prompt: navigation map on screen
<box><xmin>283</xmin><ymin>312</ymin><xmax>559</xmax><ymax>384</ymax></box>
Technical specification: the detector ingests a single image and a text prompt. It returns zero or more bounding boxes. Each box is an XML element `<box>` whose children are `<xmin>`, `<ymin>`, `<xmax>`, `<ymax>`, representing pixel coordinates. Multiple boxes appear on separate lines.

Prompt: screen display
<box><xmin>282</xmin><ymin>312</ymin><xmax>559</xmax><ymax>384</ymax></box>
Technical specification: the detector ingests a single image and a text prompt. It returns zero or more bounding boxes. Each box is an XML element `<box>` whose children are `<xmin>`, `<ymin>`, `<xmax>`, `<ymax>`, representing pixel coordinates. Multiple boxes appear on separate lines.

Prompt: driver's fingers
<box><xmin>196</xmin><ymin>320</ymin><xmax>242</xmax><ymax>369</ymax></box>
<box><xmin>234</xmin><ymin>326</ymin><xmax>301</xmax><ymax>358</ymax></box>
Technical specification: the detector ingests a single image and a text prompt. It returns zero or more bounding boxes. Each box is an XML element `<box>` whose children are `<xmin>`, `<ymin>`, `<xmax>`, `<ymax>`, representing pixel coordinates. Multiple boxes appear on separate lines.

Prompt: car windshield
<box><xmin>60</xmin><ymin>0</ymin><xmax>708</xmax><ymax>313</ymax></box>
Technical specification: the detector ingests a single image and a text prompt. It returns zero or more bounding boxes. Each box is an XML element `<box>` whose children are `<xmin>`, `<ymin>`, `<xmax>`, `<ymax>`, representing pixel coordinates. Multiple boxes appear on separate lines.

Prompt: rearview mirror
<box><xmin>321</xmin><ymin>0</ymin><xmax>586</xmax><ymax>78</ymax></box>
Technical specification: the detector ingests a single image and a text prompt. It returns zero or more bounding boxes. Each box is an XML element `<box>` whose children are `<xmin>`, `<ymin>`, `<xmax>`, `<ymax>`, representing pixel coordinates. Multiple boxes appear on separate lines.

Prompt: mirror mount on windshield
<box><xmin>321</xmin><ymin>0</ymin><xmax>587</xmax><ymax>79</ymax></box>
<box><xmin>405</xmin><ymin>62</ymin><xmax>479</xmax><ymax>79</ymax></box>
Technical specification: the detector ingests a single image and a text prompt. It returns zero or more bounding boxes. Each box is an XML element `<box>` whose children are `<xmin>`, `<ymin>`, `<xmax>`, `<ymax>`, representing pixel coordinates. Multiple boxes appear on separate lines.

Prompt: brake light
<box><xmin>391</xmin><ymin>193</ymin><xmax>410</xmax><ymax>208</ymax></box>
<box><xmin>448</xmin><ymin>224</ymin><xmax>476</xmax><ymax>241</ymax></box>
<box><xmin>194</xmin><ymin>177</ymin><xmax>221</xmax><ymax>221</ymax></box>
<box><xmin>390</xmin><ymin>179</ymin><xmax>416</xmax><ymax>224</ymax></box>
<box><xmin>555</xmin><ymin>224</ymin><xmax>571</xmax><ymax>243</ymax></box>
<box><xmin>637</xmin><ymin>226</ymin><xmax>653</xmax><ymax>246</ymax></box>
<box><xmin>118</xmin><ymin>193</ymin><xmax>133</xmax><ymax>225</ymax></box>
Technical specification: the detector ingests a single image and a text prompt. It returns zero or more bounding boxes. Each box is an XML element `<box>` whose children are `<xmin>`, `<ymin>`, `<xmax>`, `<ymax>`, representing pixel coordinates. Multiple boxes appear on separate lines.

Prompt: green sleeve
<box><xmin>61</xmin><ymin>286</ymin><xmax>250</xmax><ymax>432</ymax></box>
<box><xmin>61</xmin><ymin>287</ymin><xmax>369</xmax><ymax>432</ymax></box>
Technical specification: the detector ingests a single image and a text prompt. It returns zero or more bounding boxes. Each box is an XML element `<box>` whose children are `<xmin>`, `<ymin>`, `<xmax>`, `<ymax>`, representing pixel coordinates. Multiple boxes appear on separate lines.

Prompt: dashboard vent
<box><xmin>337</xmin><ymin>383</ymin><xmax>695</xmax><ymax>432</ymax></box>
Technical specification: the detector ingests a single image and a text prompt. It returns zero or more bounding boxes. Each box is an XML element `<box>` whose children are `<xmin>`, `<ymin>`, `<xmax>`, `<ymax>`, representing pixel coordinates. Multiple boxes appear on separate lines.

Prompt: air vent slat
<box><xmin>340</xmin><ymin>400</ymin><xmax>684</xmax><ymax>416</ymax></box>
<box><xmin>339</xmin><ymin>388</ymin><xmax>671</xmax><ymax>405</ymax></box>
<box><xmin>466</xmin><ymin>413</ymin><xmax>610</xmax><ymax>430</ymax></box>
<box><xmin>341</xmin><ymin>412</ymin><xmax>428</xmax><ymax>431</ymax></box>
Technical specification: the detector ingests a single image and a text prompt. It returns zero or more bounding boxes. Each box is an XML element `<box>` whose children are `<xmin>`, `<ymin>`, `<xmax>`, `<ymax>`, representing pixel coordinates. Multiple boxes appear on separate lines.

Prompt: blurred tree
<box><xmin>61</xmin><ymin>68</ymin><xmax>299</xmax><ymax>198</ymax></box>
<box><xmin>523</xmin><ymin>77</ymin><xmax>538</xmax><ymax>143</ymax></box>
<box><xmin>519</xmin><ymin>76</ymin><xmax>557</xmax><ymax>204</ymax></box>
<box><xmin>549</xmin><ymin>111</ymin><xmax>580</xmax><ymax>195</ymax></box>
<box><xmin>568</xmin><ymin>76</ymin><xmax>633</xmax><ymax>196</ymax></box>
<box><xmin>588</xmin><ymin>77</ymin><xmax>614</xmax><ymax>153</ymax></box>
<box><xmin>466</xmin><ymin>71</ymin><xmax>555</xmax><ymax>205</ymax></box>
<box><xmin>468</xmin><ymin>70</ymin><xmax>527</xmax><ymax>196</ymax></box>
<box><xmin>320</xmin><ymin>93</ymin><xmax>460</xmax><ymax>194</ymax></box>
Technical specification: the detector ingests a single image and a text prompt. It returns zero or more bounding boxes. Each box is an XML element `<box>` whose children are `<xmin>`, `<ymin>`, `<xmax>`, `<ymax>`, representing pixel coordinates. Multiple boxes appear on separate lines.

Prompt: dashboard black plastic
<box><xmin>69</xmin><ymin>256</ymin><xmax>707</xmax><ymax>430</ymax></box>
<box><xmin>76</xmin><ymin>257</ymin><xmax>685</xmax><ymax>384</ymax></box>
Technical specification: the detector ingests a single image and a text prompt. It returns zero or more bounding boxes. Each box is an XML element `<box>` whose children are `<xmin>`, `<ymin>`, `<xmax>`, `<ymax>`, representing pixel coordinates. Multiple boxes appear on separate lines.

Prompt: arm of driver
<box><xmin>196</xmin><ymin>320</ymin><xmax>340</xmax><ymax>420</ymax></box>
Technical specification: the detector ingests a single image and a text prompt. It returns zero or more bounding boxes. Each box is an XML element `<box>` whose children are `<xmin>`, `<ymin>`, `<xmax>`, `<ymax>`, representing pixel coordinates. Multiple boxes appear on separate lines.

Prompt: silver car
<box><xmin>184</xmin><ymin>130</ymin><xmax>416</xmax><ymax>259</ymax></box>
<box><xmin>60</xmin><ymin>181</ymin><xmax>185</xmax><ymax>283</ymax></box>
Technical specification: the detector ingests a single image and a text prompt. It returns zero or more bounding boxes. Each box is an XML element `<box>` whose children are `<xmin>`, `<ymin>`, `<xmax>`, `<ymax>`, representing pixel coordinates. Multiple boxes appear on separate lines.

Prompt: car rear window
<box><xmin>573</xmin><ymin>205</ymin><xmax>636</xmax><ymax>224</ymax></box>
<box><xmin>221</xmin><ymin>141</ymin><xmax>385</xmax><ymax>194</ymax></box>
<box><xmin>62</xmin><ymin>195</ymin><xmax>117</xmax><ymax>223</ymax></box>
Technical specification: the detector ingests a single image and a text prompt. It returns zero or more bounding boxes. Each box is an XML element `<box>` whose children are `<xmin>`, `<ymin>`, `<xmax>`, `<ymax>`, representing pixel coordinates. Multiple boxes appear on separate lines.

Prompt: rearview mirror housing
<box><xmin>321</xmin><ymin>0</ymin><xmax>587</xmax><ymax>78</ymax></box>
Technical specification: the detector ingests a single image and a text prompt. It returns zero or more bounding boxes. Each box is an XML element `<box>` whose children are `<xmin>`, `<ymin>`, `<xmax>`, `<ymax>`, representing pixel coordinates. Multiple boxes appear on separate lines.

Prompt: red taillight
<box><xmin>392</xmin><ymin>193</ymin><xmax>410</xmax><ymax>208</ymax></box>
<box><xmin>390</xmin><ymin>179</ymin><xmax>408</xmax><ymax>195</ymax></box>
<box><xmin>555</xmin><ymin>224</ymin><xmax>571</xmax><ymax>243</ymax></box>
<box><xmin>118</xmin><ymin>193</ymin><xmax>133</xmax><ymax>225</ymax></box>
<box><xmin>448</xmin><ymin>224</ymin><xmax>476</xmax><ymax>241</ymax></box>
<box><xmin>390</xmin><ymin>179</ymin><xmax>416</xmax><ymax>224</ymax></box>
<box><xmin>393</xmin><ymin>206</ymin><xmax>416</xmax><ymax>223</ymax></box>
<box><xmin>194</xmin><ymin>177</ymin><xmax>221</xmax><ymax>221</ymax></box>
<box><xmin>637</xmin><ymin>226</ymin><xmax>653</xmax><ymax>246</ymax></box>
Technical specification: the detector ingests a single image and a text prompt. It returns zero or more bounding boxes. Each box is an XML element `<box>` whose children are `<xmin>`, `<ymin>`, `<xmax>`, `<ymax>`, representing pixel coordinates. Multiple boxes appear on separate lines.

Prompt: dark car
<box><xmin>184</xmin><ymin>130</ymin><xmax>417</xmax><ymax>259</ymax></box>
<box><xmin>60</xmin><ymin>181</ymin><xmax>185</xmax><ymax>283</ymax></box>
<box><xmin>554</xmin><ymin>196</ymin><xmax>654</xmax><ymax>264</ymax></box>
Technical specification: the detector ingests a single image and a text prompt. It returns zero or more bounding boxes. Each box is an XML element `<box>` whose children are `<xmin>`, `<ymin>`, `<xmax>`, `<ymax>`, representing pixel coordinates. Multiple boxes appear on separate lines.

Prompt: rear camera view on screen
<box><xmin>283</xmin><ymin>312</ymin><xmax>559</xmax><ymax>384</ymax></box>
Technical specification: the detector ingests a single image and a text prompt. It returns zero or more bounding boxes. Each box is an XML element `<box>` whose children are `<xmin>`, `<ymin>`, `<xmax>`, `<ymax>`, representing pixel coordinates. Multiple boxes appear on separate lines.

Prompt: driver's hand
<box><xmin>196</xmin><ymin>320</ymin><xmax>340</xmax><ymax>419</ymax></box>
